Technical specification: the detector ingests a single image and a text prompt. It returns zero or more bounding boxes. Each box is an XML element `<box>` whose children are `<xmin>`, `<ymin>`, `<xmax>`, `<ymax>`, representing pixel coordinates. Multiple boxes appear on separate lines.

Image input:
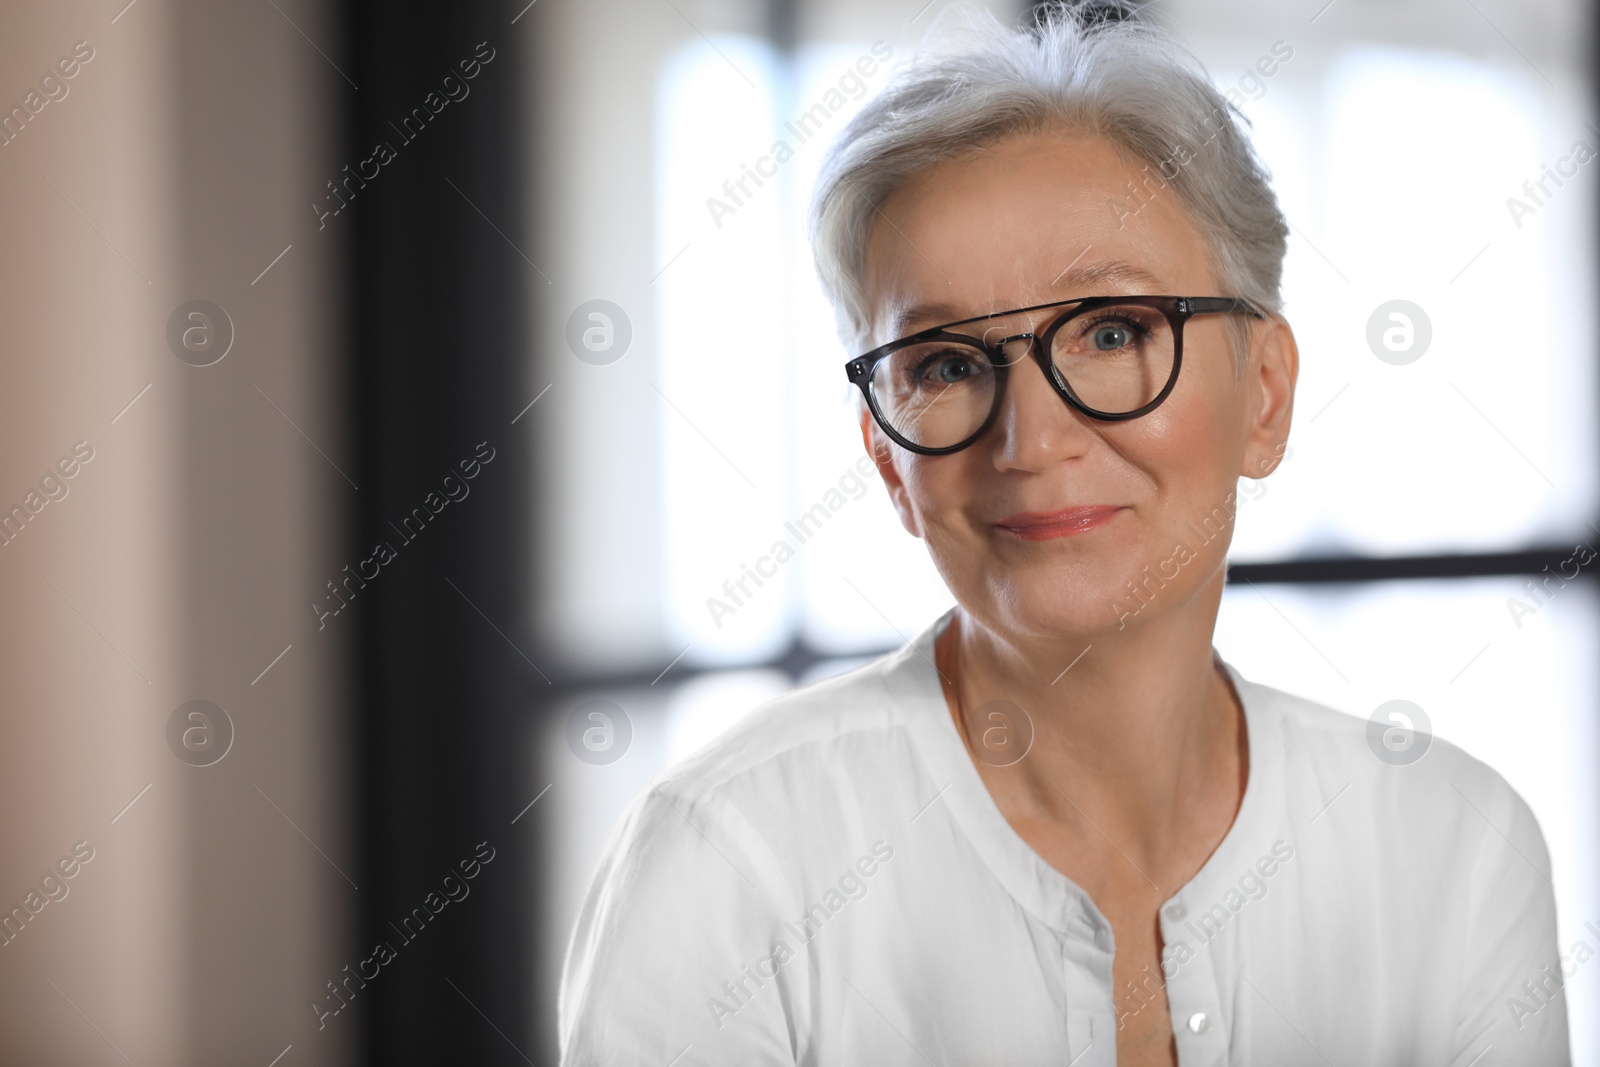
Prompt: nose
<box><xmin>987</xmin><ymin>335</ymin><xmax>1096</xmax><ymax>472</ymax></box>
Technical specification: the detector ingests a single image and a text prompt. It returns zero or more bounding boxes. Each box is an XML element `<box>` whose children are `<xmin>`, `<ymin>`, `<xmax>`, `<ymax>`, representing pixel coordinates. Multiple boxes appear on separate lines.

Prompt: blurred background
<box><xmin>0</xmin><ymin>0</ymin><xmax>1594</xmax><ymax>1062</ymax></box>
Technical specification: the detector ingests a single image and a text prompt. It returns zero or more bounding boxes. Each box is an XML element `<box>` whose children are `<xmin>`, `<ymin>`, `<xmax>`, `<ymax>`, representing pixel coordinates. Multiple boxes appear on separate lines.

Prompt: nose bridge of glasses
<box><xmin>978</xmin><ymin>326</ymin><xmax>1038</xmax><ymax>366</ymax></box>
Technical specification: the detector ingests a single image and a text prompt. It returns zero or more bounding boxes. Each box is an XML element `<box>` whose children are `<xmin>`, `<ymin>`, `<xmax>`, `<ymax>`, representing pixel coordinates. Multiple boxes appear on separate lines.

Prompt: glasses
<box><xmin>844</xmin><ymin>295</ymin><xmax>1262</xmax><ymax>455</ymax></box>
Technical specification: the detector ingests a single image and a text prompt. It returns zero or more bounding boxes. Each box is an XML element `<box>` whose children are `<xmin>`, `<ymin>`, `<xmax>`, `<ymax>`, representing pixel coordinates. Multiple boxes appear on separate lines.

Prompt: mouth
<box><xmin>993</xmin><ymin>505</ymin><xmax>1126</xmax><ymax>541</ymax></box>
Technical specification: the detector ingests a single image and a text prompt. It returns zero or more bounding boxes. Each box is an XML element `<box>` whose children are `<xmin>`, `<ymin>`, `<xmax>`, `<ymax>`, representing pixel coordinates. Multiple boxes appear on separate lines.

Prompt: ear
<box><xmin>860</xmin><ymin>405</ymin><xmax>923</xmax><ymax>538</ymax></box>
<box><xmin>1239</xmin><ymin>314</ymin><xmax>1298</xmax><ymax>479</ymax></box>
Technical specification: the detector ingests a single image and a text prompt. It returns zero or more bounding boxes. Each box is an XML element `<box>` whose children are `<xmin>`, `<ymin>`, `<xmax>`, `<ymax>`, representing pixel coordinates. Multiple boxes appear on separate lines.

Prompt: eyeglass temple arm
<box><xmin>1181</xmin><ymin>296</ymin><xmax>1265</xmax><ymax>318</ymax></box>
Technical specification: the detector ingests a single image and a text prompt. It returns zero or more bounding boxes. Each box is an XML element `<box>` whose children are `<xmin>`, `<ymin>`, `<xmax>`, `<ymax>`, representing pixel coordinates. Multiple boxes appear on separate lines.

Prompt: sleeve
<box><xmin>558</xmin><ymin>781</ymin><xmax>801</xmax><ymax>1066</ymax></box>
<box><xmin>1450</xmin><ymin>774</ymin><xmax>1571</xmax><ymax>1066</ymax></box>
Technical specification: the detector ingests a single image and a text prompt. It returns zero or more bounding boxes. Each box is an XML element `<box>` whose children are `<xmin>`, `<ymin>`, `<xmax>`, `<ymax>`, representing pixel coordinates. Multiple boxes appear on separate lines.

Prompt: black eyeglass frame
<box><xmin>844</xmin><ymin>294</ymin><xmax>1263</xmax><ymax>456</ymax></box>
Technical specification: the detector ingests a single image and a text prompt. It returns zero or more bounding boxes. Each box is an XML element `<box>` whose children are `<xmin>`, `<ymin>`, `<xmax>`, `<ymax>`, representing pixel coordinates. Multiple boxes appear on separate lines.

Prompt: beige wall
<box><xmin>0</xmin><ymin>0</ymin><xmax>351</xmax><ymax>1062</ymax></box>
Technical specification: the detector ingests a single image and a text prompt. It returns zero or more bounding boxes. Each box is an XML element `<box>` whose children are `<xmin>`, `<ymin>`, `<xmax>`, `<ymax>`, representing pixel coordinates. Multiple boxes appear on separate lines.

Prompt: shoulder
<box><xmin>650</xmin><ymin>646</ymin><xmax>922</xmax><ymax>812</ymax></box>
<box><xmin>585</xmin><ymin>645</ymin><xmax>929</xmax><ymax>898</ymax></box>
<box><xmin>1232</xmin><ymin>672</ymin><xmax>1567</xmax><ymax>1056</ymax></box>
<box><xmin>1234</xmin><ymin>670</ymin><xmax>1550</xmax><ymax>873</ymax></box>
<box><xmin>560</xmin><ymin>648</ymin><xmax>931</xmax><ymax>1060</ymax></box>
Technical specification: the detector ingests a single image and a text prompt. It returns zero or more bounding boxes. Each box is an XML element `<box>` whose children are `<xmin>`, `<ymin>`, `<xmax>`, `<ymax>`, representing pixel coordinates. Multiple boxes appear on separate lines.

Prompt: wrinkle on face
<box><xmin>858</xmin><ymin>129</ymin><xmax>1256</xmax><ymax>641</ymax></box>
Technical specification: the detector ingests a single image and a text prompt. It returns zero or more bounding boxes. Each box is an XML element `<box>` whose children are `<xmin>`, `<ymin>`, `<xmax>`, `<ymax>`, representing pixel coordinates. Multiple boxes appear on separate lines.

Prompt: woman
<box><xmin>561</xmin><ymin>5</ymin><xmax>1568</xmax><ymax>1064</ymax></box>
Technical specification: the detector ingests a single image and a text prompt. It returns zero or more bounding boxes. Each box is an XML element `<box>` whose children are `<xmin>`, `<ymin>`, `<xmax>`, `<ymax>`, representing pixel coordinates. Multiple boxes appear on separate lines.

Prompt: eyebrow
<box><xmin>884</xmin><ymin>259</ymin><xmax>1174</xmax><ymax>335</ymax></box>
<box><xmin>1054</xmin><ymin>259</ymin><xmax>1169</xmax><ymax>293</ymax></box>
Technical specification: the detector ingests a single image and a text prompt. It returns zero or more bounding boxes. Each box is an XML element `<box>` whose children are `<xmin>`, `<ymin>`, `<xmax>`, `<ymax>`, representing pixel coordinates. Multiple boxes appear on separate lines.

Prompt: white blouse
<box><xmin>559</xmin><ymin>610</ymin><xmax>1570</xmax><ymax>1065</ymax></box>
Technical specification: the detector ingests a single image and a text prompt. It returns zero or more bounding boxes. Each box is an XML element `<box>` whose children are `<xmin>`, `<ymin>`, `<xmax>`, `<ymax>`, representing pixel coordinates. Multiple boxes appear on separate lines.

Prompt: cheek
<box><xmin>1131</xmin><ymin>392</ymin><xmax>1242</xmax><ymax>547</ymax></box>
<box><xmin>1146</xmin><ymin>343</ymin><xmax>1243</xmax><ymax>468</ymax></box>
<box><xmin>1140</xmin><ymin>407</ymin><xmax>1229</xmax><ymax>480</ymax></box>
<box><xmin>898</xmin><ymin>455</ymin><xmax>982</xmax><ymax>536</ymax></box>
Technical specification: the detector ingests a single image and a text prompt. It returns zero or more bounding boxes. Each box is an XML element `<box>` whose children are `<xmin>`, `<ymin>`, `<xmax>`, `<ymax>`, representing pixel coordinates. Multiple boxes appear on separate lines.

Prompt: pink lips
<box><xmin>994</xmin><ymin>505</ymin><xmax>1125</xmax><ymax>541</ymax></box>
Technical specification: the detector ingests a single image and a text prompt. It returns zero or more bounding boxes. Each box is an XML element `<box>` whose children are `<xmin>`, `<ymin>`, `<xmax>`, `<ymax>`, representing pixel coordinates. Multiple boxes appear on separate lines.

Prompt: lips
<box><xmin>994</xmin><ymin>505</ymin><xmax>1125</xmax><ymax>541</ymax></box>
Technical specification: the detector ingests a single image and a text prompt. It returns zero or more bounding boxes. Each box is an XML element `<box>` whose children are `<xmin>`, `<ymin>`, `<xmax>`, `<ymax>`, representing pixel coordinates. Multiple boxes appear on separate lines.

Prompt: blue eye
<box><xmin>1091</xmin><ymin>324</ymin><xmax>1132</xmax><ymax>351</ymax></box>
<box><xmin>920</xmin><ymin>351</ymin><xmax>978</xmax><ymax>383</ymax></box>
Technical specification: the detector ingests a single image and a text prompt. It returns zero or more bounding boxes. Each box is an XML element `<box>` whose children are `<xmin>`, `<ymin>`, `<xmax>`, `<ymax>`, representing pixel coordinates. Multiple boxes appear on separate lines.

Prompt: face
<box><xmin>859</xmin><ymin>130</ymin><xmax>1296</xmax><ymax>644</ymax></box>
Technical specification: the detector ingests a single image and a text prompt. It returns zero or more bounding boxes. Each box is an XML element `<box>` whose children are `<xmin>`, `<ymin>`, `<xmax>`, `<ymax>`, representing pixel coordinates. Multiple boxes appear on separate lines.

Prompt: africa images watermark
<box><xmin>311</xmin><ymin>441</ymin><xmax>496</xmax><ymax>630</ymax></box>
<box><xmin>705</xmin><ymin>41</ymin><xmax>894</xmax><ymax>229</ymax></box>
<box><xmin>0</xmin><ymin>439</ymin><xmax>96</xmax><ymax>550</ymax></box>
<box><xmin>704</xmin><ymin>454</ymin><xmax>878</xmax><ymax>629</ymax></box>
<box><xmin>1505</xmin><ymin>137</ymin><xmax>1596</xmax><ymax>230</ymax></box>
<box><xmin>1119</xmin><ymin>839</ymin><xmax>1295</xmax><ymax>1032</ymax></box>
<box><xmin>0</xmin><ymin>39</ymin><xmax>96</xmax><ymax>150</ymax></box>
<box><xmin>1504</xmin><ymin>539</ymin><xmax>1597</xmax><ymax>631</ymax></box>
<box><xmin>1109</xmin><ymin>40</ymin><xmax>1293</xmax><ymax>231</ymax></box>
<box><xmin>706</xmin><ymin>840</ymin><xmax>895</xmax><ymax>1030</ymax></box>
<box><xmin>1504</xmin><ymin>917</ymin><xmax>1600</xmax><ymax>1031</ymax></box>
<box><xmin>1108</xmin><ymin>443</ymin><xmax>1291</xmax><ymax>629</ymax></box>
<box><xmin>311</xmin><ymin>840</ymin><xmax>497</xmax><ymax>1030</ymax></box>
<box><xmin>312</xmin><ymin>40</ymin><xmax>497</xmax><ymax>230</ymax></box>
<box><xmin>0</xmin><ymin>840</ymin><xmax>96</xmax><ymax>950</ymax></box>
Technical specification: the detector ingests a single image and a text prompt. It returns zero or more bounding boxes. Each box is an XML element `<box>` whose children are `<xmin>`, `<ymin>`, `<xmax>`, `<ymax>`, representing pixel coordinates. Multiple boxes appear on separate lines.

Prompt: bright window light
<box><xmin>657</xmin><ymin>38</ymin><xmax>793</xmax><ymax>663</ymax></box>
<box><xmin>1232</xmin><ymin>46</ymin><xmax>1597</xmax><ymax>561</ymax></box>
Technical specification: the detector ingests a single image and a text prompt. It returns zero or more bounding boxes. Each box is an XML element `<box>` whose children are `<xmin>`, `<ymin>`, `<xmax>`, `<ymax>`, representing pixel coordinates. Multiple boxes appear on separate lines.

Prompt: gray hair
<box><xmin>807</xmin><ymin>1</ymin><xmax>1288</xmax><ymax>361</ymax></box>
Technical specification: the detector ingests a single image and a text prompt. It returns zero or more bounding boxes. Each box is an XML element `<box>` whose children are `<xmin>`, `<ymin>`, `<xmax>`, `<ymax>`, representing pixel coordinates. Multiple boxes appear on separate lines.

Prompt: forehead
<box><xmin>862</xmin><ymin>130</ymin><xmax>1216</xmax><ymax>340</ymax></box>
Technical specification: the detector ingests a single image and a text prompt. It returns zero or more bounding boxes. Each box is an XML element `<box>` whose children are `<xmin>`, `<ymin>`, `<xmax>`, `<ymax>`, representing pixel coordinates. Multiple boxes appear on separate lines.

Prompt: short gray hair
<box><xmin>807</xmin><ymin>1</ymin><xmax>1288</xmax><ymax>360</ymax></box>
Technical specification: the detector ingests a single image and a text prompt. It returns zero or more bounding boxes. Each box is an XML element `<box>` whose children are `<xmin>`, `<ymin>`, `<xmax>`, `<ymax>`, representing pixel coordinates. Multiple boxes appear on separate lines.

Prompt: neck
<box><xmin>936</xmin><ymin>569</ymin><xmax>1246</xmax><ymax>859</ymax></box>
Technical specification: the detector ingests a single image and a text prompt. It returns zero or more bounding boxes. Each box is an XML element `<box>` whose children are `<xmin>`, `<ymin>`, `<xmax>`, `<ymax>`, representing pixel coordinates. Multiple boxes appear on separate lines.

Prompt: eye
<box><xmin>1090</xmin><ymin>323</ymin><xmax>1133</xmax><ymax>351</ymax></box>
<box><xmin>917</xmin><ymin>350</ymin><xmax>980</xmax><ymax>384</ymax></box>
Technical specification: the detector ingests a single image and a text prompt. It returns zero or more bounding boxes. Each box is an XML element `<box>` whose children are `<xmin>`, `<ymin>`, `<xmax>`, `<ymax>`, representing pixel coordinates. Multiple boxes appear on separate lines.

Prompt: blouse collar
<box><xmin>885</xmin><ymin>608</ymin><xmax>1285</xmax><ymax>944</ymax></box>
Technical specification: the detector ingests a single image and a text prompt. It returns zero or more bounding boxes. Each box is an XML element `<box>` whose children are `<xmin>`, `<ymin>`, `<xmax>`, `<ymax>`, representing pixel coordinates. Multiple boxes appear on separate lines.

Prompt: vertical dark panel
<box><xmin>341</xmin><ymin>2</ymin><xmax>539</xmax><ymax>1063</ymax></box>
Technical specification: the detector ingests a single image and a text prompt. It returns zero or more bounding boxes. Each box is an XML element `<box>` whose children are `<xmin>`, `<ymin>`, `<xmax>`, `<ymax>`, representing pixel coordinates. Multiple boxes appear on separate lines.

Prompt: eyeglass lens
<box><xmin>867</xmin><ymin>302</ymin><xmax>1176</xmax><ymax>450</ymax></box>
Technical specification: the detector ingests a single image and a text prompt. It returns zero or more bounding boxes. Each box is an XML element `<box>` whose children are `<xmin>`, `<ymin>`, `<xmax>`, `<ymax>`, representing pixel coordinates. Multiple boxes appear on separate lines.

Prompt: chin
<box><xmin>982</xmin><ymin>569</ymin><xmax>1141</xmax><ymax>640</ymax></box>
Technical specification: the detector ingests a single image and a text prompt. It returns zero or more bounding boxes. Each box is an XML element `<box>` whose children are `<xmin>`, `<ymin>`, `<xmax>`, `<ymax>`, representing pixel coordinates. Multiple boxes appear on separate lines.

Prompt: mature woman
<box><xmin>561</xmin><ymin>5</ymin><xmax>1568</xmax><ymax>1064</ymax></box>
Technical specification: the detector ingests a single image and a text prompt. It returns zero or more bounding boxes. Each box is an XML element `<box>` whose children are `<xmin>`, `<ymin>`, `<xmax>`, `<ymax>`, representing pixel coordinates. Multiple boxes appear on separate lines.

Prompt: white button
<box><xmin>1187</xmin><ymin>1011</ymin><xmax>1210</xmax><ymax>1034</ymax></box>
<box><xmin>1164</xmin><ymin>903</ymin><xmax>1186</xmax><ymax>922</ymax></box>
